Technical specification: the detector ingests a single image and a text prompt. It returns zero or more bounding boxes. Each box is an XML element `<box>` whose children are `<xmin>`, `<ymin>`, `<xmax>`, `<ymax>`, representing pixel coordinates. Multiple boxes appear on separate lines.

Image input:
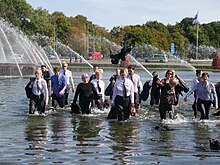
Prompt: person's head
<box><xmin>109</xmin><ymin>76</ymin><xmax>115</xmax><ymax>84</ymax></box>
<box><xmin>99</xmin><ymin>69</ymin><xmax>104</xmax><ymax>74</ymax></box>
<box><xmin>201</xmin><ymin>72</ymin><xmax>209</xmax><ymax>82</ymax></box>
<box><xmin>127</xmin><ymin>65</ymin><xmax>135</xmax><ymax>75</ymax></box>
<box><xmin>152</xmin><ymin>71</ymin><xmax>158</xmax><ymax>77</ymax></box>
<box><xmin>165</xmin><ymin>70</ymin><xmax>173</xmax><ymax>78</ymax></box>
<box><xmin>115</xmin><ymin>68</ymin><xmax>120</xmax><ymax>75</ymax></box>
<box><xmin>169</xmin><ymin>78</ymin><xmax>179</xmax><ymax>87</ymax></box>
<box><xmin>171</xmin><ymin>70</ymin><xmax>176</xmax><ymax>77</ymax></box>
<box><xmin>41</xmin><ymin>65</ymin><xmax>46</xmax><ymax>72</ymax></box>
<box><xmin>62</xmin><ymin>62</ymin><xmax>68</xmax><ymax>71</ymax></box>
<box><xmin>196</xmin><ymin>70</ymin><xmax>203</xmax><ymax>77</ymax></box>
<box><xmin>120</xmin><ymin>69</ymin><xmax>127</xmax><ymax>80</ymax></box>
<box><xmin>53</xmin><ymin>67</ymin><xmax>60</xmax><ymax>76</ymax></box>
<box><xmin>95</xmin><ymin>70</ymin><xmax>102</xmax><ymax>80</ymax></box>
<box><xmin>35</xmin><ymin>69</ymin><xmax>42</xmax><ymax>79</ymax></box>
<box><xmin>81</xmin><ymin>73</ymin><xmax>90</xmax><ymax>83</ymax></box>
<box><xmin>93</xmin><ymin>64</ymin><xmax>99</xmax><ymax>72</ymax></box>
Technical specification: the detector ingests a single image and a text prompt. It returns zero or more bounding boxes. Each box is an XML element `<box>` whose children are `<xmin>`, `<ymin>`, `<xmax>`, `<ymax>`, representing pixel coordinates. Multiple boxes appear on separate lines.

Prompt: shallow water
<box><xmin>0</xmin><ymin>70</ymin><xmax>220</xmax><ymax>164</ymax></box>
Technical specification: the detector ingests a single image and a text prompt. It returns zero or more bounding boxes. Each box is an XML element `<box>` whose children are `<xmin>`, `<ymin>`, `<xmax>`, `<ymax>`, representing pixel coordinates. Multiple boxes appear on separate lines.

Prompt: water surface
<box><xmin>0</xmin><ymin>70</ymin><xmax>220</xmax><ymax>164</ymax></box>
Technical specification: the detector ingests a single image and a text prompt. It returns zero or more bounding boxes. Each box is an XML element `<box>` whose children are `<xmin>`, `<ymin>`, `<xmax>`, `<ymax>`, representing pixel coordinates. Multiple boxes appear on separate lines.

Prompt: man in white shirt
<box><xmin>89</xmin><ymin>64</ymin><xmax>99</xmax><ymax>82</ymax></box>
<box><xmin>60</xmin><ymin>62</ymin><xmax>75</xmax><ymax>106</ymax></box>
<box><xmin>112</xmin><ymin>69</ymin><xmax>134</xmax><ymax>121</ymax></box>
<box><xmin>91</xmin><ymin>69</ymin><xmax>105</xmax><ymax>110</ymax></box>
<box><xmin>127</xmin><ymin>65</ymin><xmax>143</xmax><ymax>112</ymax></box>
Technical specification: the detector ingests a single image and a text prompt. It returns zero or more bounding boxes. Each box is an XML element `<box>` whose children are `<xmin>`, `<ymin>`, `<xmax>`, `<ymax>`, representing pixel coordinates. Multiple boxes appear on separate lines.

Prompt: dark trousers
<box><xmin>95</xmin><ymin>94</ymin><xmax>104</xmax><ymax>110</ymax></box>
<box><xmin>159</xmin><ymin>103</ymin><xmax>173</xmax><ymax>120</ymax></box>
<box><xmin>29</xmin><ymin>93</ymin><xmax>45</xmax><ymax>114</ymax></box>
<box><xmin>64</xmin><ymin>86</ymin><xmax>70</xmax><ymax>105</ymax></box>
<box><xmin>52</xmin><ymin>93</ymin><xmax>65</xmax><ymax>108</ymax></box>
<box><xmin>197</xmin><ymin>98</ymin><xmax>212</xmax><ymax>120</ymax></box>
<box><xmin>192</xmin><ymin>93</ymin><xmax>197</xmax><ymax>118</ymax></box>
<box><xmin>150</xmin><ymin>95</ymin><xmax>160</xmax><ymax>106</ymax></box>
<box><xmin>79</xmin><ymin>99</ymin><xmax>92</xmax><ymax>114</ymax></box>
<box><xmin>115</xmin><ymin>95</ymin><xmax>131</xmax><ymax>121</ymax></box>
<box><xmin>192</xmin><ymin>99</ymin><xmax>197</xmax><ymax>118</ymax></box>
<box><xmin>134</xmin><ymin>92</ymin><xmax>140</xmax><ymax>109</ymax></box>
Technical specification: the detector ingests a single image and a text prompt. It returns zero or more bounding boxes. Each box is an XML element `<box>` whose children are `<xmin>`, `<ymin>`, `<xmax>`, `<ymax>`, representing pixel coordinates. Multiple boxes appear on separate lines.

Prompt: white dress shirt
<box><xmin>60</xmin><ymin>69</ymin><xmax>75</xmax><ymax>90</ymax></box>
<box><xmin>127</xmin><ymin>73</ymin><xmax>143</xmax><ymax>93</ymax></box>
<box><xmin>112</xmin><ymin>78</ymin><xmax>134</xmax><ymax>104</ymax></box>
<box><xmin>32</xmin><ymin>78</ymin><xmax>49</xmax><ymax>103</ymax></box>
<box><xmin>91</xmin><ymin>79</ymin><xmax>105</xmax><ymax>100</ymax></box>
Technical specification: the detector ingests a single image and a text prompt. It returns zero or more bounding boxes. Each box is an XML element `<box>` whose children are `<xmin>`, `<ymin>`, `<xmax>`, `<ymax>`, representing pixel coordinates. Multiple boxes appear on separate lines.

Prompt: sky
<box><xmin>26</xmin><ymin>0</ymin><xmax>220</xmax><ymax>30</ymax></box>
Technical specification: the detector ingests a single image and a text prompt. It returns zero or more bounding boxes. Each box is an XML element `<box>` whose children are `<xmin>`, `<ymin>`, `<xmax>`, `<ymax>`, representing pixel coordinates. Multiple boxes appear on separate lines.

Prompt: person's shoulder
<box><xmin>51</xmin><ymin>75</ymin><xmax>55</xmax><ymax>79</ymax></box>
<box><xmin>134</xmin><ymin>73</ymin><xmax>140</xmax><ymax>78</ymax></box>
<box><xmin>41</xmin><ymin>78</ymin><xmax>47</xmax><ymax>84</ymax></box>
<box><xmin>61</xmin><ymin>74</ymin><xmax>67</xmax><ymax>79</ymax></box>
<box><xmin>90</xmin><ymin>79</ymin><xmax>96</xmax><ymax>83</ymax></box>
<box><xmin>126</xmin><ymin>78</ymin><xmax>133</xmax><ymax>83</ymax></box>
<box><xmin>67</xmin><ymin>69</ymin><xmax>72</xmax><ymax>74</ymax></box>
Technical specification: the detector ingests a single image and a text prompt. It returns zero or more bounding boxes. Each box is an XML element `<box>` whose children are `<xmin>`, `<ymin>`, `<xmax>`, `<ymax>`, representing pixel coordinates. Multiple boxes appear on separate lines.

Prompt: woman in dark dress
<box><xmin>72</xmin><ymin>73</ymin><xmax>98</xmax><ymax>114</ymax></box>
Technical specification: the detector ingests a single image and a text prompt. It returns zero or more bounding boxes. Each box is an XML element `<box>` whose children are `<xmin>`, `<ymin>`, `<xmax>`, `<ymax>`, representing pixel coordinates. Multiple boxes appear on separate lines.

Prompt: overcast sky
<box><xmin>26</xmin><ymin>0</ymin><xmax>220</xmax><ymax>30</ymax></box>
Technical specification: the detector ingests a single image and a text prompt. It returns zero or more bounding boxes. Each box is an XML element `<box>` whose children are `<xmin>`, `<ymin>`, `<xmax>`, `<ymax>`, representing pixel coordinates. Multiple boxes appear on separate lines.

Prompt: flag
<box><xmin>192</xmin><ymin>11</ymin><xmax>199</xmax><ymax>25</ymax></box>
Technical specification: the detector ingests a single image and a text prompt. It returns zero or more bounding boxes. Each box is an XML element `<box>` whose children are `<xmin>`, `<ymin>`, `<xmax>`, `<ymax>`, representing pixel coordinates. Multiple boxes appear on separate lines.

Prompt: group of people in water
<box><xmin>25</xmin><ymin>62</ymin><xmax>220</xmax><ymax>121</ymax></box>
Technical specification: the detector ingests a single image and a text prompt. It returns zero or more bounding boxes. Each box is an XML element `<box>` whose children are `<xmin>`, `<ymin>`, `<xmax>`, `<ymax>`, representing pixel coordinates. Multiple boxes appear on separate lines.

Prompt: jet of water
<box><xmin>129</xmin><ymin>55</ymin><xmax>153</xmax><ymax>77</ymax></box>
<box><xmin>168</xmin><ymin>54</ymin><xmax>196</xmax><ymax>72</ymax></box>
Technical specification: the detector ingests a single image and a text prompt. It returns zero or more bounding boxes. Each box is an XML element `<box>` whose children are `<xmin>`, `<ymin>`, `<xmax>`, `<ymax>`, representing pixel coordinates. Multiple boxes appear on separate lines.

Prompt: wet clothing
<box><xmin>127</xmin><ymin>73</ymin><xmax>143</xmax><ymax>109</ymax></box>
<box><xmin>73</xmin><ymin>82</ymin><xmax>98</xmax><ymax>114</ymax></box>
<box><xmin>29</xmin><ymin>78</ymin><xmax>48</xmax><ymax>114</ymax></box>
<box><xmin>60</xmin><ymin>69</ymin><xmax>75</xmax><ymax>105</ymax></box>
<box><xmin>159</xmin><ymin>84</ymin><xmax>176</xmax><ymax>120</ymax></box>
<box><xmin>51</xmin><ymin>74</ymin><xmax>67</xmax><ymax>108</ymax></box>
<box><xmin>112</xmin><ymin>78</ymin><xmax>134</xmax><ymax>121</ymax></box>
<box><xmin>186</xmin><ymin>81</ymin><xmax>218</xmax><ymax>120</ymax></box>
<box><xmin>191</xmin><ymin>76</ymin><xmax>200</xmax><ymax>118</ymax></box>
<box><xmin>150</xmin><ymin>75</ymin><xmax>161</xmax><ymax>106</ymax></box>
<box><xmin>91</xmin><ymin>79</ymin><xmax>105</xmax><ymax>110</ymax></box>
<box><xmin>105</xmin><ymin>82</ymin><xmax>114</xmax><ymax>100</ymax></box>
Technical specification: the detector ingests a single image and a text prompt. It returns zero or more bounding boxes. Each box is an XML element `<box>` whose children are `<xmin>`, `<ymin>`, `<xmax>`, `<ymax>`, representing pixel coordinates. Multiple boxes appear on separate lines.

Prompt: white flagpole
<box><xmin>196</xmin><ymin>23</ymin><xmax>199</xmax><ymax>60</ymax></box>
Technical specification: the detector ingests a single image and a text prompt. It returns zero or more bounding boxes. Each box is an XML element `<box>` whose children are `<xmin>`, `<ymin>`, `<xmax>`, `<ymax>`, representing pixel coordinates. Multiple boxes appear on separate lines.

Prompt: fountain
<box><xmin>32</xmin><ymin>34</ymin><xmax>93</xmax><ymax>68</ymax></box>
<box><xmin>0</xmin><ymin>19</ymin><xmax>54</xmax><ymax>77</ymax></box>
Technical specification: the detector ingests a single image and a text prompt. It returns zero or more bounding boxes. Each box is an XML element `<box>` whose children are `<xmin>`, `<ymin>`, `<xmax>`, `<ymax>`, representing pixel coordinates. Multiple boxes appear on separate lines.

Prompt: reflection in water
<box><xmin>108</xmin><ymin>121</ymin><xmax>138</xmax><ymax>163</ymax></box>
<box><xmin>151</xmin><ymin>124</ymin><xmax>175</xmax><ymax>157</ymax></box>
<box><xmin>71</xmin><ymin>115</ymin><xmax>102</xmax><ymax>146</ymax></box>
<box><xmin>25</xmin><ymin>116</ymin><xmax>48</xmax><ymax>150</ymax></box>
<box><xmin>50</xmin><ymin>114</ymin><xmax>67</xmax><ymax>142</ymax></box>
<box><xmin>193</xmin><ymin>123</ymin><xmax>211</xmax><ymax>153</ymax></box>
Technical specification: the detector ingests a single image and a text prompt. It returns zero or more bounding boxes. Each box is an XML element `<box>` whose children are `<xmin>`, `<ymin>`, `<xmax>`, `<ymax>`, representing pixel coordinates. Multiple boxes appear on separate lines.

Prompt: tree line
<box><xmin>0</xmin><ymin>0</ymin><xmax>219</xmax><ymax>59</ymax></box>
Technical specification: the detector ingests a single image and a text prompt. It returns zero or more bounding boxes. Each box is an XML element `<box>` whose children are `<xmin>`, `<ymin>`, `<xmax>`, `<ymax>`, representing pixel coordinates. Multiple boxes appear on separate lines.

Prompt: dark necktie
<box><xmin>36</xmin><ymin>80</ymin><xmax>40</xmax><ymax>92</ymax></box>
<box><xmin>64</xmin><ymin>70</ymin><xmax>66</xmax><ymax>75</ymax></box>
<box><xmin>131</xmin><ymin>75</ymin><xmax>133</xmax><ymax>82</ymax></box>
<box><xmin>97</xmin><ymin>81</ymin><xmax>101</xmax><ymax>92</ymax></box>
<box><xmin>123</xmin><ymin>80</ymin><xmax>127</xmax><ymax>97</ymax></box>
